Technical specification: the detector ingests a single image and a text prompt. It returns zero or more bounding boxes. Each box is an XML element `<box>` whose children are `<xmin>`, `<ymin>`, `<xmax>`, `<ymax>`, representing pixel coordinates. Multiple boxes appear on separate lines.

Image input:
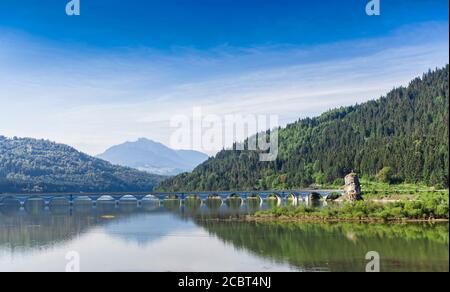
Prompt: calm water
<box><xmin>0</xmin><ymin>199</ymin><xmax>448</xmax><ymax>272</ymax></box>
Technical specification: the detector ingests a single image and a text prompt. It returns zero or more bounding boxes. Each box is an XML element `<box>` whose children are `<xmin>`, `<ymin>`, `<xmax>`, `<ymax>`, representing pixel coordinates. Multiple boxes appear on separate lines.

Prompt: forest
<box><xmin>0</xmin><ymin>137</ymin><xmax>165</xmax><ymax>193</ymax></box>
<box><xmin>158</xmin><ymin>65</ymin><xmax>449</xmax><ymax>192</ymax></box>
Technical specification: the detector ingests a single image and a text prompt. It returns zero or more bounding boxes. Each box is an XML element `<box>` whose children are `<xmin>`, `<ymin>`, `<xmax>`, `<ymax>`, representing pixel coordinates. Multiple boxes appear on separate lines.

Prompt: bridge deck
<box><xmin>0</xmin><ymin>190</ymin><xmax>342</xmax><ymax>205</ymax></box>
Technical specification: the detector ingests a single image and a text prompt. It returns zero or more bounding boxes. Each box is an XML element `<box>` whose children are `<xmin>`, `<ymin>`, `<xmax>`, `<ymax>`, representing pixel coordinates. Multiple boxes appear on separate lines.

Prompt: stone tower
<box><xmin>338</xmin><ymin>172</ymin><xmax>363</xmax><ymax>201</ymax></box>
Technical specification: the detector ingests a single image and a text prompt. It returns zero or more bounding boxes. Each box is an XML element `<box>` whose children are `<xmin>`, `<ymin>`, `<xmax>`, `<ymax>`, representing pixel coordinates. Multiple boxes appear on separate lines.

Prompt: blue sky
<box><xmin>0</xmin><ymin>0</ymin><xmax>449</xmax><ymax>155</ymax></box>
<box><xmin>1</xmin><ymin>0</ymin><xmax>448</xmax><ymax>49</ymax></box>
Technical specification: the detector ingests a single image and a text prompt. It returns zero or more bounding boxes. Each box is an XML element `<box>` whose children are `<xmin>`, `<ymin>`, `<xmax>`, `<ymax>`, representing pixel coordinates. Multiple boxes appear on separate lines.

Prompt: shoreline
<box><xmin>194</xmin><ymin>216</ymin><xmax>449</xmax><ymax>224</ymax></box>
<box><xmin>244</xmin><ymin>215</ymin><xmax>449</xmax><ymax>224</ymax></box>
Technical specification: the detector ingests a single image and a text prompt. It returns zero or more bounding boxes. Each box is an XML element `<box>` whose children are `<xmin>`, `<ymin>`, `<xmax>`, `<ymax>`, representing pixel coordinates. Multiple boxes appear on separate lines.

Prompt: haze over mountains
<box><xmin>97</xmin><ymin>138</ymin><xmax>209</xmax><ymax>176</ymax></box>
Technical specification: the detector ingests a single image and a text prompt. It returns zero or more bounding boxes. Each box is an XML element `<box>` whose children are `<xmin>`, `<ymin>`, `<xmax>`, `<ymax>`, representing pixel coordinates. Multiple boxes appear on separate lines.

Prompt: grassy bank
<box><xmin>358</xmin><ymin>180</ymin><xmax>448</xmax><ymax>200</ymax></box>
<box><xmin>251</xmin><ymin>192</ymin><xmax>449</xmax><ymax>222</ymax></box>
<box><xmin>324</xmin><ymin>179</ymin><xmax>447</xmax><ymax>198</ymax></box>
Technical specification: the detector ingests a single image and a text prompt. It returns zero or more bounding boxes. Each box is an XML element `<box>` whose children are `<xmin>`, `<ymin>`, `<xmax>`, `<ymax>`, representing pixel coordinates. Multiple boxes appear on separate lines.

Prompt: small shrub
<box><xmin>376</xmin><ymin>167</ymin><xmax>394</xmax><ymax>184</ymax></box>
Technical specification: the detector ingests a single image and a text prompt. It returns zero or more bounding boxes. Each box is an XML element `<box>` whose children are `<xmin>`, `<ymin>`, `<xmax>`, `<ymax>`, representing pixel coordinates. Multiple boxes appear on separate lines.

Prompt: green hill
<box><xmin>0</xmin><ymin>137</ymin><xmax>165</xmax><ymax>193</ymax></box>
<box><xmin>158</xmin><ymin>65</ymin><xmax>449</xmax><ymax>192</ymax></box>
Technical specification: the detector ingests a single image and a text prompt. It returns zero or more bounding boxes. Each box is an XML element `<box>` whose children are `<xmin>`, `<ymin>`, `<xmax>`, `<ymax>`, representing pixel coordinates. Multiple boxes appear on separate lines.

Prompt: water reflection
<box><xmin>196</xmin><ymin>220</ymin><xmax>449</xmax><ymax>272</ymax></box>
<box><xmin>0</xmin><ymin>201</ymin><xmax>448</xmax><ymax>272</ymax></box>
<box><xmin>204</xmin><ymin>198</ymin><xmax>223</xmax><ymax>211</ymax></box>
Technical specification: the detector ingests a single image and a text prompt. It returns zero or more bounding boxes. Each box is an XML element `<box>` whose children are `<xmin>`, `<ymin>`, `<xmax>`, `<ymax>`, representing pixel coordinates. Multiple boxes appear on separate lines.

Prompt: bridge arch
<box><xmin>140</xmin><ymin>195</ymin><xmax>161</xmax><ymax>209</ymax></box>
<box><xmin>97</xmin><ymin>195</ymin><xmax>115</xmax><ymax>202</ymax></box>
<box><xmin>120</xmin><ymin>195</ymin><xmax>138</xmax><ymax>202</ymax></box>
<box><xmin>226</xmin><ymin>194</ymin><xmax>244</xmax><ymax>208</ymax></box>
<box><xmin>0</xmin><ymin>196</ymin><xmax>21</xmax><ymax>215</ymax></box>
<box><xmin>206</xmin><ymin>194</ymin><xmax>222</xmax><ymax>200</ymax></box>
<box><xmin>93</xmin><ymin>195</ymin><xmax>116</xmax><ymax>213</ymax></box>
<box><xmin>164</xmin><ymin>194</ymin><xmax>180</xmax><ymax>200</ymax></box>
<box><xmin>307</xmin><ymin>192</ymin><xmax>324</xmax><ymax>208</ymax></box>
<box><xmin>49</xmin><ymin>196</ymin><xmax>70</xmax><ymax>207</ymax></box>
<box><xmin>185</xmin><ymin>194</ymin><xmax>202</xmax><ymax>200</ymax></box>
<box><xmin>24</xmin><ymin>195</ymin><xmax>45</xmax><ymax>201</ymax></box>
<box><xmin>95</xmin><ymin>196</ymin><xmax>116</xmax><ymax>210</ymax></box>
<box><xmin>0</xmin><ymin>196</ymin><xmax>21</xmax><ymax>207</ymax></box>
<box><xmin>204</xmin><ymin>194</ymin><xmax>223</xmax><ymax>210</ymax></box>
<box><xmin>285</xmin><ymin>193</ymin><xmax>298</xmax><ymax>206</ymax></box>
<box><xmin>22</xmin><ymin>196</ymin><xmax>46</xmax><ymax>214</ymax></box>
<box><xmin>247</xmin><ymin>194</ymin><xmax>263</xmax><ymax>207</ymax></box>
<box><xmin>73</xmin><ymin>196</ymin><xmax>93</xmax><ymax>206</ymax></box>
<box><xmin>143</xmin><ymin>194</ymin><xmax>159</xmax><ymax>201</ymax></box>
<box><xmin>23</xmin><ymin>196</ymin><xmax>46</xmax><ymax>206</ymax></box>
<box><xmin>266</xmin><ymin>193</ymin><xmax>282</xmax><ymax>207</ymax></box>
<box><xmin>184</xmin><ymin>195</ymin><xmax>202</xmax><ymax>209</ymax></box>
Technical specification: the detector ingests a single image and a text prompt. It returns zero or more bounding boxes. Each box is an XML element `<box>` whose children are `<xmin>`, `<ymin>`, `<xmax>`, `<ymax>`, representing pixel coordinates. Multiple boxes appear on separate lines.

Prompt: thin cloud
<box><xmin>0</xmin><ymin>22</ymin><xmax>448</xmax><ymax>155</ymax></box>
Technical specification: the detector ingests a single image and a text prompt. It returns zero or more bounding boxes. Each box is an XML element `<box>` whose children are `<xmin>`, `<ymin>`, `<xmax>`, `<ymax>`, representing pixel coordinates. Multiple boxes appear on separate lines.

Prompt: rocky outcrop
<box><xmin>337</xmin><ymin>173</ymin><xmax>363</xmax><ymax>202</ymax></box>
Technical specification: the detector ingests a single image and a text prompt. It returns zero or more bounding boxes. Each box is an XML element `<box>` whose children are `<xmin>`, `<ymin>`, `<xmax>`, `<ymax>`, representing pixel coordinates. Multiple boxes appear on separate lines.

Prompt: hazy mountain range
<box><xmin>97</xmin><ymin>138</ymin><xmax>208</xmax><ymax>176</ymax></box>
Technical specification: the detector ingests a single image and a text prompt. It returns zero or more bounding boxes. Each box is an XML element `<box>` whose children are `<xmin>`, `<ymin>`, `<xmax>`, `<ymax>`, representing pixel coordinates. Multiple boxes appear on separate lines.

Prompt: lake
<box><xmin>0</xmin><ymin>199</ymin><xmax>448</xmax><ymax>272</ymax></box>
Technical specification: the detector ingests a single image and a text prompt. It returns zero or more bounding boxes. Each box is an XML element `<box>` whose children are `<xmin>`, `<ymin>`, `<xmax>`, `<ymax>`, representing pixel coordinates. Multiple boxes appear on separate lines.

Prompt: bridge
<box><xmin>0</xmin><ymin>190</ymin><xmax>342</xmax><ymax>209</ymax></box>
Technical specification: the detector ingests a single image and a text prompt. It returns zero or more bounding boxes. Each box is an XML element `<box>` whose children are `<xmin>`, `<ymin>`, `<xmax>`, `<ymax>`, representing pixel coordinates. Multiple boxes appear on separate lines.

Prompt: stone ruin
<box><xmin>337</xmin><ymin>172</ymin><xmax>363</xmax><ymax>202</ymax></box>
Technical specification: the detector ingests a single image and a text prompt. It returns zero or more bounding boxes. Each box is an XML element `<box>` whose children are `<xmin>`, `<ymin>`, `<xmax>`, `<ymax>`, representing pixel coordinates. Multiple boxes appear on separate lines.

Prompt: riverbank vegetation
<box><xmin>323</xmin><ymin>178</ymin><xmax>448</xmax><ymax>201</ymax></box>
<box><xmin>252</xmin><ymin>192</ymin><xmax>449</xmax><ymax>222</ymax></box>
<box><xmin>358</xmin><ymin>180</ymin><xmax>447</xmax><ymax>199</ymax></box>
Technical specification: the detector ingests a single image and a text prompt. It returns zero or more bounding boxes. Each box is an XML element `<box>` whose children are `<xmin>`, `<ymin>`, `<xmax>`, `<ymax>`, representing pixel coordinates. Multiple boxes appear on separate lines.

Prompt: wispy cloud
<box><xmin>1</xmin><ymin>22</ymin><xmax>448</xmax><ymax>155</ymax></box>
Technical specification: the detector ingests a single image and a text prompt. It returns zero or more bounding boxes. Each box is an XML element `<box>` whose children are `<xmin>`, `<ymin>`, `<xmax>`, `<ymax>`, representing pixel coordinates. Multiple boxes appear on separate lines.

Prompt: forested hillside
<box><xmin>0</xmin><ymin>137</ymin><xmax>165</xmax><ymax>193</ymax></box>
<box><xmin>158</xmin><ymin>66</ymin><xmax>449</xmax><ymax>191</ymax></box>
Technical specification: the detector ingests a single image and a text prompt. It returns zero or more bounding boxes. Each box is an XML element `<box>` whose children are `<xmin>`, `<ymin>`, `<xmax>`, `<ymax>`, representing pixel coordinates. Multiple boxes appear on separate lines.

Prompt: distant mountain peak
<box><xmin>97</xmin><ymin>139</ymin><xmax>208</xmax><ymax>176</ymax></box>
<box><xmin>135</xmin><ymin>137</ymin><xmax>158</xmax><ymax>144</ymax></box>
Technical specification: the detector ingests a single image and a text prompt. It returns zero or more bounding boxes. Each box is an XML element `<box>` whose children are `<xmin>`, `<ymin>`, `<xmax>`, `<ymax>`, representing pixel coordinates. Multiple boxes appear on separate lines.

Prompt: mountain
<box><xmin>158</xmin><ymin>66</ymin><xmax>449</xmax><ymax>192</ymax></box>
<box><xmin>97</xmin><ymin>138</ymin><xmax>208</xmax><ymax>176</ymax></box>
<box><xmin>0</xmin><ymin>137</ymin><xmax>165</xmax><ymax>193</ymax></box>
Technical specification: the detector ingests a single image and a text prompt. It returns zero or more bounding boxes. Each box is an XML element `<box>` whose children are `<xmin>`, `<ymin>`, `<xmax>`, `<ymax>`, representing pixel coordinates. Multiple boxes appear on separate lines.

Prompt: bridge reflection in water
<box><xmin>0</xmin><ymin>190</ymin><xmax>340</xmax><ymax>214</ymax></box>
<box><xmin>1</xmin><ymin>196</ymin><xmax>447</xmax><ymax>273</ymax></box>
